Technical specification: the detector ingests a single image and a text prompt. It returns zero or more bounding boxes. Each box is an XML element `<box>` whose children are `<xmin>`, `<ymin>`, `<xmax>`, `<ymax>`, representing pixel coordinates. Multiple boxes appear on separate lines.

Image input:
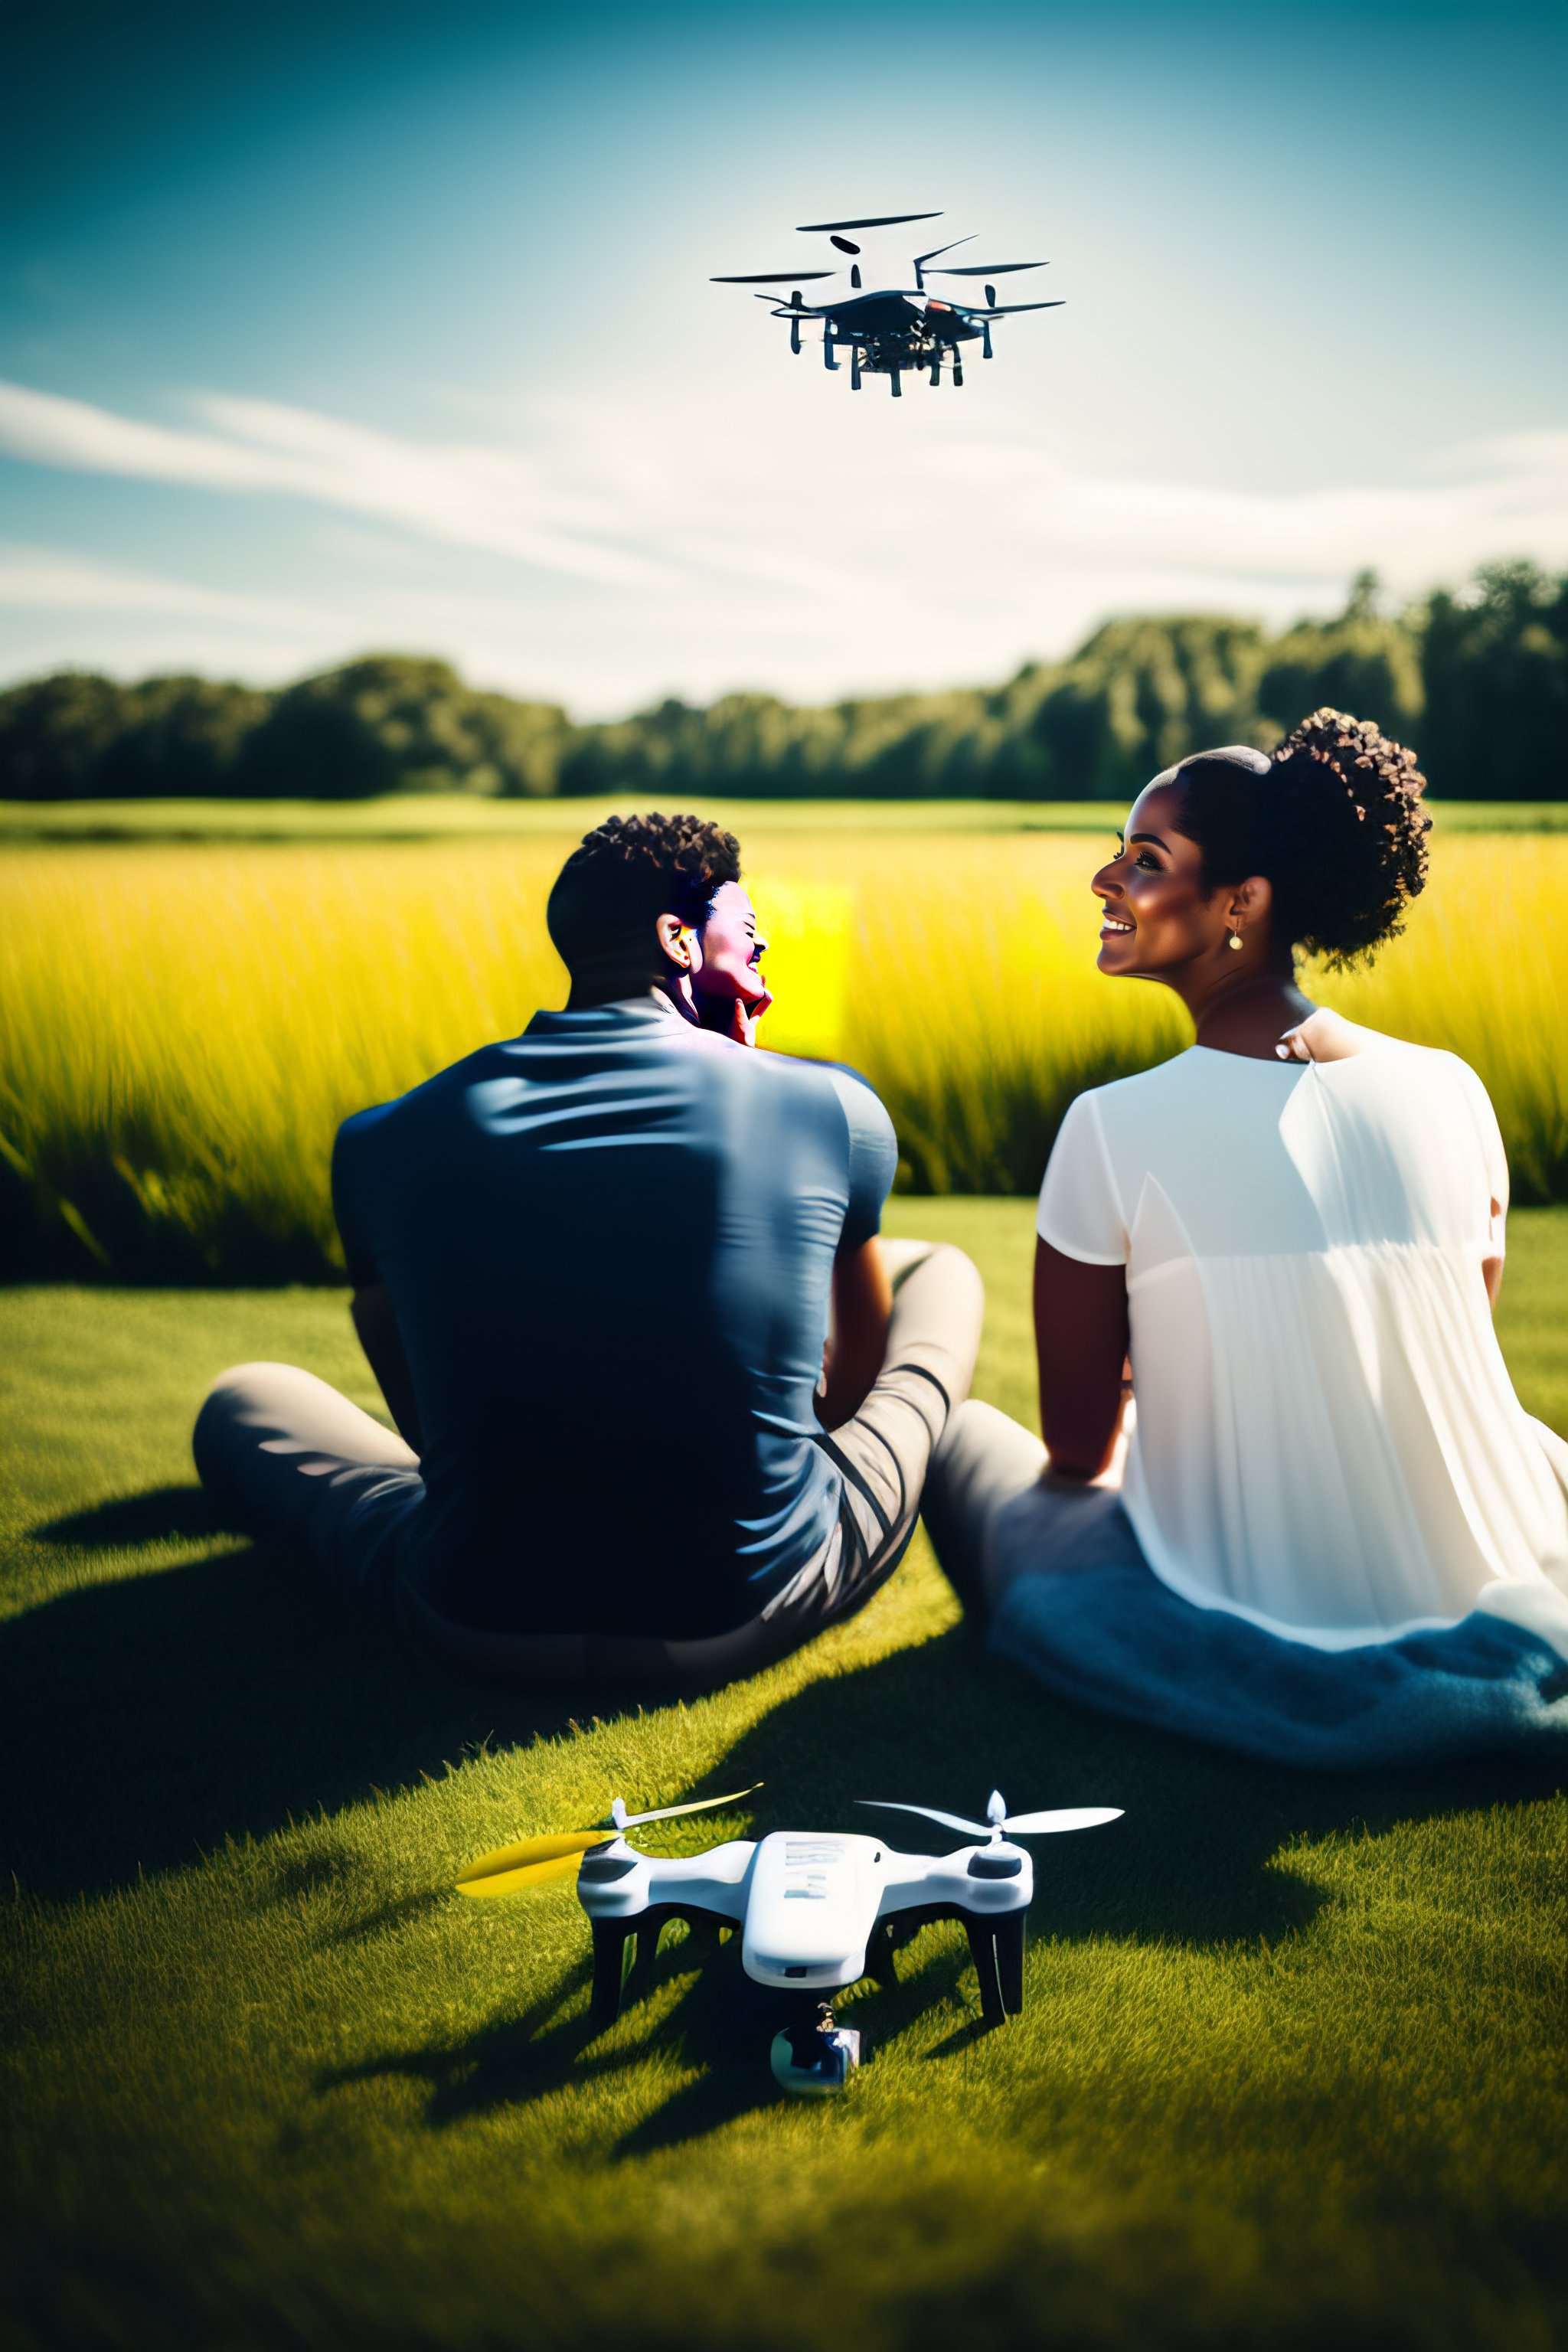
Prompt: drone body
<box><xmin>577</xmin><ymin>1826</ymin><xmax>1036</xmax><ymax>2026</ymax></box>
<box><xmin>459</xmin><ymin>1788</ymin><xmax>1122</xmax><ymax>2056</ymax></box>
<box><xmin>712</xmin><ymin>209</ymin><xmax>1063</xmax><ymax>395</ymax></box>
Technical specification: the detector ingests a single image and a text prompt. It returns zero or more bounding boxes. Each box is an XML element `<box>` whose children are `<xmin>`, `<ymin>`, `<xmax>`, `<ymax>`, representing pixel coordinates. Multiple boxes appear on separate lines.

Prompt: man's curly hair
<box><xmin>1173</xmin><ymin>709</ymin><xmax>1431</xmax><ymax>966</ymax></box>
<box><xmin>546</xmin><ymin>810</ymin><xmax>742</xmax><ymax>978</ymax></box>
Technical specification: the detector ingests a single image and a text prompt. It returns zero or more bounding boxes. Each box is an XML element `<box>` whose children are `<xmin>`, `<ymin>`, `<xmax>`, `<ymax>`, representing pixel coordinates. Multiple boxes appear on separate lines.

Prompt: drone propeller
<box><xmin>913</xmin><ymin>234</ymin><xmax>974</xmax><ymax>289</ymax></box>
<box><xmin>712</xmin><ymin>270</ymin><xmax>838</xmax><ymax>284</ymax></box>
<box><xmin>859</xmin><ymin>1789</ymin><xmax>1122</xmax><ymax>1842</ymax></box>
<box><xmin>796</xmin><ymin>211</ymin><xmax>942</xmax><ymax>231</ymax></box>
<box><xmin>913</xmin><ymin>234</ymin><xmax>975</xmax><ymax>268</ymax></box>
<box><xmin>949</xmin><ymin>299</ymin><xmax>1065</xmax><ymax>317</ymax></box>
<box><xmin>926</xmin><ymin>261</ymin><xmax>1047</xmax><ymax>277</ymax></box>
<box><xmin>456</xmin><ymin>1782</ymin><xmax>764</xmax><ymax>1900</ymax></box>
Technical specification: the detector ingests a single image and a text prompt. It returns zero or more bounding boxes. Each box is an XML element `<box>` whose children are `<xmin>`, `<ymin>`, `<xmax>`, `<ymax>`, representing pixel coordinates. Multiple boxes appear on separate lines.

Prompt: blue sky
<box><xmin>3</xmin><ymin>0</ymin><xmax>1565</xmax><ymax>713</ymax></box>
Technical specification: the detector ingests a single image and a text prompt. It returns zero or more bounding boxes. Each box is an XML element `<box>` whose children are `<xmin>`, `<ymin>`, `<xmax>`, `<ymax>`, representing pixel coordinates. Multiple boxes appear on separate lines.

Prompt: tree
<box><xmin>1419</xmin><ymin>563</ymin><xmax>1568</xmax><ymax>800</ymax></box>
<box><xmin>0</xmin><ymin>672</ymin><xmax>140</xmax><ymax>799</ymax></box>
<box><xmin>1</xmin><ymin>567</ymin><xmax>1561</xmax><ymax>803</ymax></box>
<box><xmin>1257</xmin><ymin>579</ymin><xmax>1423</xmax><ymax>750</ymax></box>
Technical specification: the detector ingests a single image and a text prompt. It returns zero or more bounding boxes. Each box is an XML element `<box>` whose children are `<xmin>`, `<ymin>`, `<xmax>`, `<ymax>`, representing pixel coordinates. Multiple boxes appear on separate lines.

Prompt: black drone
<box><xmin>711</xmin><ymin>208</ymin><xmax>1061</xmax><ymax>395</ymax></box>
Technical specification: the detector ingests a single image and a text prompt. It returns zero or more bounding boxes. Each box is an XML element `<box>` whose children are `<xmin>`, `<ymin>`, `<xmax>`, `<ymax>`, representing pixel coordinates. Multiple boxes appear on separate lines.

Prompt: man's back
<box><xmin>332</xmin><ymin>996</ymin><xmax>896</xmax><ymax>1637</ymax></box>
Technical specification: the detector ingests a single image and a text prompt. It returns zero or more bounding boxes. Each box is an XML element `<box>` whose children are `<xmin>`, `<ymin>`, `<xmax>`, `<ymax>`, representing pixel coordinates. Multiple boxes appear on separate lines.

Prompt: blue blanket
<box><xmin>991</xmin><ymin>1563</ymin><xmax>1568</xmax><ymax>1771</ymax></box>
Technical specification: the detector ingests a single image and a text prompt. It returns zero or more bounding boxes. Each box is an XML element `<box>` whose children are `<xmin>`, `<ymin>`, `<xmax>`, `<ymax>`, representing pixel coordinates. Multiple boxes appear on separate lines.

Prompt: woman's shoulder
<box><xmin>1056</xmin><ymin>1052</ymin><xmax>1227</xmax><ymax>1161</ymax></box>
<box><xmin>1282</xmin><ymin>1014</ymin><xmax>1491</xmax><ymax>1096</ymax></box>
<box><xmin>1081</xmin><ymin>1054</ymin><xmax>1241</xmax><ymax>1124</ymax></box>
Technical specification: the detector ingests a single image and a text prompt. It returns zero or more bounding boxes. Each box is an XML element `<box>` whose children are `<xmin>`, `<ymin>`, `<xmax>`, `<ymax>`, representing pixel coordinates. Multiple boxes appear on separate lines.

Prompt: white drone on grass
<box><xmin>459</xmin><ymin>1781</ymin><xmax>1122</xmax><ymax>2094</ymax></box>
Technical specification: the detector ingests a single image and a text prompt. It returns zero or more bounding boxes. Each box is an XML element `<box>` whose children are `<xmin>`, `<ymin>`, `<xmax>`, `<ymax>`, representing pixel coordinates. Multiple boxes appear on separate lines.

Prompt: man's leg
<box><xmin>923</xmin><ymin>1398</ymin><xmax>1141</xmax><ymax>1621</ymax></box>
<box><xmin>666</xmin><ymin>1241</ymin><xmax>985</xmax><ymax>1681</ymax></box>
<box><xmin>812</xmin><ymin>1239</ymin><xmax>986</xmax><ymax>1613</ymax></box>
<box><xmin>193</xmin><ymin>1362</ymin><xmax>424</xmax><ymax>1602</ymax></box>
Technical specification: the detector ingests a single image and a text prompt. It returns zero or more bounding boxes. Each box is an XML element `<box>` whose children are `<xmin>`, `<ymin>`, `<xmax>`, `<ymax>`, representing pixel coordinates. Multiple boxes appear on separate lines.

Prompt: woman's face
<box><xmin>694</xmin><ymin>880</ymin><xmax>769</xmax><ymax>1005</ymax></box>
<box><xmin>1091</xmin><ymin>780</ymin><xmax>1231</xmax><ymax>978</ymax></box>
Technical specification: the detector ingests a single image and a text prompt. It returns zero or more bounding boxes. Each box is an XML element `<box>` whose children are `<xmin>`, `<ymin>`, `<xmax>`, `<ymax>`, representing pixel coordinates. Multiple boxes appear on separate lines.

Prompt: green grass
<box><xmin>3</xmin><ymin>1199</ymin><xmax>1566</xmax><ymax>2352</ymax></box>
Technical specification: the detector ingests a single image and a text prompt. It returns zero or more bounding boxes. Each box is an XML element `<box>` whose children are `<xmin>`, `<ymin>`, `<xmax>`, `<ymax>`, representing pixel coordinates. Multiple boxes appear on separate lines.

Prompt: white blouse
<box><xmin>1037</xmin><ymin>1037</ymin><xmax>1568</xmax><ymax>1652</ymax></box>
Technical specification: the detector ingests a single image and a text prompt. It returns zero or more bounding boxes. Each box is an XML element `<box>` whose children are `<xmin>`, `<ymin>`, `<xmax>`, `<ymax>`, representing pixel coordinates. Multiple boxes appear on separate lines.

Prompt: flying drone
<box><xmin>458</xmin><ymin>1780</ymin><xmax>1122</xmax><ymax>2095</ymax></box>
<box><xmin>712</xmin><ymin>208</ymin><xmax>1063</xmax><ymax>396</ymax></box>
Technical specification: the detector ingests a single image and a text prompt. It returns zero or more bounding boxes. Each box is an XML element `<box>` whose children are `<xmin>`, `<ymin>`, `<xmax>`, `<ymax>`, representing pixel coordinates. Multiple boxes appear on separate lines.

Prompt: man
<box><xmin>194</xmin><ymin>812</ymin><xmax>982</xmax><ymax>1683</ymax></box>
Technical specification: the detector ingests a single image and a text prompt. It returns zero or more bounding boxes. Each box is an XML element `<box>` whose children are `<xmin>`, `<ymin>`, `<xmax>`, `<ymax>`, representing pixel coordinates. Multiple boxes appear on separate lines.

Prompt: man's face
<box><xmin>695</xmin><ymin>881</ymin><xmax>769</xmax><ymax>1005</ymax></box>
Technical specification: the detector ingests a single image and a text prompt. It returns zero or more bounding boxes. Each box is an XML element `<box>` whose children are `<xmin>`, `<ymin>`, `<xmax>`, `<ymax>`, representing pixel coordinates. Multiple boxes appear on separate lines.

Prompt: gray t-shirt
<box><xmin>332</xmin><ymin>995</ymin><xmax>897</xmax><ymax>1636</ymax></box>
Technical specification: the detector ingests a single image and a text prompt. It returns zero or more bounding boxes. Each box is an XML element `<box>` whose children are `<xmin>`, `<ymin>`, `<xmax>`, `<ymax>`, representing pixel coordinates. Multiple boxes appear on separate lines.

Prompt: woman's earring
<box><xmin>1227</xmin><ymin>927</ymin><xmax>1244</xmax><ymax>952</ymax></box>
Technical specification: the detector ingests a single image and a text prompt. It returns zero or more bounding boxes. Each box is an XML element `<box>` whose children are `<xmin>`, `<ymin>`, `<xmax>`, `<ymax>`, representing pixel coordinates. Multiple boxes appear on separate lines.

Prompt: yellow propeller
<box><xmin>456</xmin><ymin>1783</ymin><xmax>763</xmax><ymax>1900</ymax></box>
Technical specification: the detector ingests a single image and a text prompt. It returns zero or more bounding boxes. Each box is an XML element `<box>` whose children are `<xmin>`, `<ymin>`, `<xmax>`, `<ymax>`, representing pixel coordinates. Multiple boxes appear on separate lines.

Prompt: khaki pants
<box><xmin>922</xmin><ymin>1398</ymin><xmax>1145</xmax><ymax>1621</ymax></box>
<box><xmin>193</xmin><ymin>1240</ymin><xmax>984</xmax><ymax>1687</ymax></box>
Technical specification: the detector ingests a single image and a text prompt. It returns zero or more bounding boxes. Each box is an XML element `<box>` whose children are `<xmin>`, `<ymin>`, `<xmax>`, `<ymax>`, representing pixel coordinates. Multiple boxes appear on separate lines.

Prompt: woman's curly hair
<box><xmin>1174</xmin><ymin>709</ymin><xmax>1431</xmax><ymax>966</ymax></box>
<box><xmin>546</xmin><ymin>810</ymin><xmax>741</xmax><ymax>975</ymax></box>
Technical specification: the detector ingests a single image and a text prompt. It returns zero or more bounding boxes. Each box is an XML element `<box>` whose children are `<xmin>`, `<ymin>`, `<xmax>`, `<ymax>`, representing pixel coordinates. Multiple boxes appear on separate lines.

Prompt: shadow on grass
<box><xmin>309</xmin><ymin>1621</ymin><xmax>1567</xmax><ymax>2154</ymax></box>
<box><xmin>35</xmin><ymin>1483</ymin><xmax>230</xmax><ymax>1550</ymax></box>
<box><xmin>318</xmin><ymin>1905</ymin><xmax>977</xmax><ymax>2154</ymax></box>
<box><xmin>10</xmin><ymin>1479</ymin><xmax>1563</xmax><ymax>1931</ymax></box>
<box><xmin>2</xmin><ymin>1499</ymin><xmax>645</xmax><ymax>1900</ymax></box>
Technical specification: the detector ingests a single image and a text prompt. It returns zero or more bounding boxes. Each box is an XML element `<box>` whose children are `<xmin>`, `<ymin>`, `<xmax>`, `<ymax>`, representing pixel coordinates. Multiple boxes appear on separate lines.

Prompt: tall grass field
<box><xmin>2</xmin><ymin>804</ymin><xmax>1566</xmax><ymax>1279</ymax></box>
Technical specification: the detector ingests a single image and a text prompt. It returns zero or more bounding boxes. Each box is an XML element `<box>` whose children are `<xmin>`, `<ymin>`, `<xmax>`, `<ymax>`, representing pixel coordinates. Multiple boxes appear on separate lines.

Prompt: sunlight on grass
<box><xmin>2</xmin><ymin>822</ymin><xmax>1566</xmax><ymax>1276</ymax></box>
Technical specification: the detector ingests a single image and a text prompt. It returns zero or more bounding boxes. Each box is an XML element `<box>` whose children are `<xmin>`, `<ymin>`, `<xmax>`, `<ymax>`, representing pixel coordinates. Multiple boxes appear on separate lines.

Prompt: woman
<box><xmin>924</xmin><ymin>710</ymin><xmax>1568</xmax><ymax>1766</ymax></box>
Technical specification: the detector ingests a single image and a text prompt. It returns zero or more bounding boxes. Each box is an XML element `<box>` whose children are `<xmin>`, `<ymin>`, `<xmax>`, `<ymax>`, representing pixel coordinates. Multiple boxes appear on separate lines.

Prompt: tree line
<box><xmin>2</xmin><ymin>561</ymin><xmax>1563</xmax><ymax>803</ymax></box>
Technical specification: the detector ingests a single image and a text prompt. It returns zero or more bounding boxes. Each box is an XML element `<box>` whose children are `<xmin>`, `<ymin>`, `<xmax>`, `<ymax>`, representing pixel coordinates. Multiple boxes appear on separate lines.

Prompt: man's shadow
<box><xmin>314</xmin><ymin>1619</ymin><xmax>1566</xmax><ymax>2158</ymax></box>
<box><xmin>5</xmin><ymin>1488</ymin><xmax>619</xmax><ymax>1899</ymax></box>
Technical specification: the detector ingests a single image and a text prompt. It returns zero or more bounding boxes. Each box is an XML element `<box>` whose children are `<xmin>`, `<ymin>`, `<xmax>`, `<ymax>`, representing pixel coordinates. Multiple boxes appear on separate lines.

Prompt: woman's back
<box><xmin>1039</xmin><ymin>1034</ymin><xmax>1568</xmax><ymax>1642</ymax></box>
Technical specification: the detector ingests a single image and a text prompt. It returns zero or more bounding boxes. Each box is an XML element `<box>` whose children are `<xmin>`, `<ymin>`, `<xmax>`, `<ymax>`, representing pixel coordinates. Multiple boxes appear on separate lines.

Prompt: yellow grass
<box><xmin>2</xmin><ymin>824</ymin><xmax>1565</xmax><ymax>1278</ymax></box>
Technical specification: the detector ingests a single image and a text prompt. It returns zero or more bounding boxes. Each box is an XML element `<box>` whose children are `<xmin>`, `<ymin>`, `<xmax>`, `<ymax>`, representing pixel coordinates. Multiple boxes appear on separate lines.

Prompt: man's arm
<box><xmin>815</xmin><ymin>1235</ymin><xmax>893</xmax><ymax>1432</ymax></box>
<box><xmin>1034</xmin><ymin>1237</ymin><xmax>1129</xmax><ymax>1479</ymax></box>
<box><xmin>351</xmin><ymin>1282</ymin><xmax>423</xmax><ymax>1454</ymax></box>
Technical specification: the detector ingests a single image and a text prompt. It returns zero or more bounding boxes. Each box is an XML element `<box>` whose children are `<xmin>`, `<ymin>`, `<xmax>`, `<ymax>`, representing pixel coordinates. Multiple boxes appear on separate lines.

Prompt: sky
<box><xmin>2</xmin><ymin>0</ymin><xmax>1566</xmax><ymax>716</ymax></box>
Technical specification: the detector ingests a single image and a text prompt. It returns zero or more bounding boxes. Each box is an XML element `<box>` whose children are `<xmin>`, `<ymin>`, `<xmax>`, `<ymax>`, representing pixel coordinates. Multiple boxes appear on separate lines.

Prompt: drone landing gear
<box><xmin>850</xmin><ymin>349</ymin><xmax>861</xmax><ymax>392</ymax></box>
<box><xmin>875</xmin><ymin>1903</ymin><xmax>1026</xmax><ymax>2027</ymax></box>
<box><xmin>954</xmin><ymin>363</ymin><xmax>964</xmax><ymax>387</ymax></box>
<box><xmin>589</xmin><ymin>1905</ymin><xmax>724</xmax><ymax>2030</ymax></box>
<box><xmin>929</xmin><ymin>358</ymin><xmax>941</xmax><ymax>387</ymax></box>
<box><xmin>890</xmin><ymin>369</ymin><xmax>902</xmax><ymax>398</ymax></box>
<box><xmin>964</xmin><ymin>1911</ymin><xmax>1025</xmax><ymax>2026</ymax></box>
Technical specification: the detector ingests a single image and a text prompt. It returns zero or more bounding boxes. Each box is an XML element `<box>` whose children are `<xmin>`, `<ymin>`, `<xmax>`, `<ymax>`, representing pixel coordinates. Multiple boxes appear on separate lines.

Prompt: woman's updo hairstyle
<box><xmin>1173</xmin><ymin>708</ymin><xmax>1431</xmax><ymax>967</ymax></box>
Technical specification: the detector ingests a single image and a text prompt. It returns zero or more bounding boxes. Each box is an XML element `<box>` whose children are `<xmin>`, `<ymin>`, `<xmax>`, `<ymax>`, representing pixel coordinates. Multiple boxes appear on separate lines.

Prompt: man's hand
<box><xmin>815</xmin><ymin>1236</ymin><xmax>893</xmax><ymax>1430</ymax></box>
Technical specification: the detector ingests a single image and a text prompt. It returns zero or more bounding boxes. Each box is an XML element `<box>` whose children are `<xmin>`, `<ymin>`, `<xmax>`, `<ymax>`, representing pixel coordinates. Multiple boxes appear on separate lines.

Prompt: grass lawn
<box><xmin>3</xmin><ymin>1200</ymin><xmax>1566</xmax><ymax>2352</ymax></box>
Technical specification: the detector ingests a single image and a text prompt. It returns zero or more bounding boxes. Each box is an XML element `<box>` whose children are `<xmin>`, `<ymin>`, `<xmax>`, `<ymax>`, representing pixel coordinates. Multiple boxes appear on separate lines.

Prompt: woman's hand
<box><xmin>697</xmin><ymin>981</ymin><xmax>774</xmax><ymax>1045</ymax></box>
<box><xmin>727</xmin><ymin>982</ymin><xmax>774</xmax><ymax>1045</ymax></box>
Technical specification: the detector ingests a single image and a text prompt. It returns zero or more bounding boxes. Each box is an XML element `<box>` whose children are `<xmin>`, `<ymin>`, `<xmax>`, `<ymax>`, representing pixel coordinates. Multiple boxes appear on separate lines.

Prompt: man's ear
<box><xmin>654</xmin><ymin>913</ymin><xmax>696</xmax><ymax>972</ymax></box>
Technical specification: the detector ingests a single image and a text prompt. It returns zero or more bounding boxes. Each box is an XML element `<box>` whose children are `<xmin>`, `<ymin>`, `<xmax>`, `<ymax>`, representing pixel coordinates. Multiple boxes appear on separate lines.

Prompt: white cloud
<box><xmin>0</xmin><ymin>543</ymin><xmax>324</xmax><ymax>629</ymax></box>
<box><xmin>2</xmin><ymin>377</ymin><xmax>1566</xmax><ymax>711</ymax></box>
<box><xmin>0</xmin><ymin>383</ymin><xmax>670</xmax><ymax>590</ymax></box>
